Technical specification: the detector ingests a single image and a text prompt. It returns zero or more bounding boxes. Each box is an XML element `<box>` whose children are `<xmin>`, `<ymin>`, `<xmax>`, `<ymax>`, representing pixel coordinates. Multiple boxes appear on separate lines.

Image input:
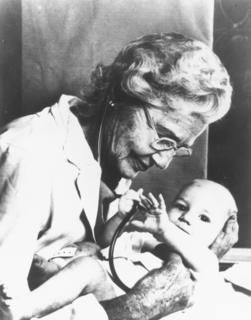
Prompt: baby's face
<box><xmin>168</xmin><ymin>182</ymin><xmax>230</xmax><ymax>246</ymax></box>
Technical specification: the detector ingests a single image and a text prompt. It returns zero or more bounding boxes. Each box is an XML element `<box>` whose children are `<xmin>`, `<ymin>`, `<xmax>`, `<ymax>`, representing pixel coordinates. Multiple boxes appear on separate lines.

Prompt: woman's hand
<box><xmin>0</xmin><ymin>302</ymin><xmax>12</xmax><ymax>320</ymax></box>
<box><xmin>210</xmin><ymin>215</ymin><xmax>239</xmax><ymax>259</ymax></box>
<box><xmin>131</xmin><ymin>192</ymin><xmax>170</xmax><ymax>241</ymax></box>
<box><xmin>117</xmin><ymin>189</ymin><xmax>143</xmax><ymax>218</ymax></box>
<box><xmin>0</xmin><ymin>286</ymin><xmax>12</xmax><ymax>320</ymax></box>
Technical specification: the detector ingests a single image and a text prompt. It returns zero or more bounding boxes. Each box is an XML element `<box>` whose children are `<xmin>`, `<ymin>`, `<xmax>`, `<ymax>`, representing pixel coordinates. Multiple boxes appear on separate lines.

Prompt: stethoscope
<box><xmin>98</xmin><ymin>92</ymin><xmax>143</xmax><ymax>292</ymax></box>
<box><xmin>108</xmin><ymin>201</ymin><xmax>139</xmax><ymax>293</ymax></box>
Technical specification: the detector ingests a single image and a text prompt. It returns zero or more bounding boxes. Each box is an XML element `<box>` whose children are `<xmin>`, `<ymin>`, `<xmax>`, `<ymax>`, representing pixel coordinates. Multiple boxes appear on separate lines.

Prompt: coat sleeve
<box><xmin>0</xmin><ymin>144</ymin><xmax>52</xmax><ymax>299</ymax></box>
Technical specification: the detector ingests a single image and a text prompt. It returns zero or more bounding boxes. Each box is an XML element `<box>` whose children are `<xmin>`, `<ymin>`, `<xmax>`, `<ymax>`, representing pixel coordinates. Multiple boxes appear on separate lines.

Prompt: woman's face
<box><xmin>103</xmin><ymin>100</ymin><xmax>207</xmax><ymax>180</ymax></box>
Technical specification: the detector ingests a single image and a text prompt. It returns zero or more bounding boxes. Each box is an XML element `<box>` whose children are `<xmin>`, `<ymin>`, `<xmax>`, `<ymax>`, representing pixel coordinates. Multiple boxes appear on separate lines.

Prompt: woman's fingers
<box><xmin>125</xmin><ymin>189</ymin><xmax>143</xmax><ymax>202</ymax></box>
<box><xmin>137</xmin><ymin>188</ymin><xmax>144</xmax><ymax>197</ymax></box>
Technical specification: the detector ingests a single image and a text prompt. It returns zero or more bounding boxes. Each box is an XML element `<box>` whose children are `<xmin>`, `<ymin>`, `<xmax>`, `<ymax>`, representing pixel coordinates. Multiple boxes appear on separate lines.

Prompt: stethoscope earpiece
<box><xmin>108</xmin><ymin>100</ymin><xmax>116</xmax><ymax>108</ymax></box>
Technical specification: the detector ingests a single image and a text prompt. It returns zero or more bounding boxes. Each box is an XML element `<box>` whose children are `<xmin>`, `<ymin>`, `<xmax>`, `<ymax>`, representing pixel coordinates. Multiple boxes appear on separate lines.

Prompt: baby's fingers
<box><xmin>139</xmin><ymin>194</ymin><xmax>153</xmax><ymax>210</ymax></box>
<box><xmin>148</xmin><ymin>192</ymin><xmax>159</xmax><ymax>208</ymax></box>
<box><xmin>130</xmin><ymin>220</ymin><xmax>149</xmax><ymax>232</ymax></box>
<box><xmin>158</xmin><ymin>194</ymin><xmax>166</xmax><ymax>211</ymax></box>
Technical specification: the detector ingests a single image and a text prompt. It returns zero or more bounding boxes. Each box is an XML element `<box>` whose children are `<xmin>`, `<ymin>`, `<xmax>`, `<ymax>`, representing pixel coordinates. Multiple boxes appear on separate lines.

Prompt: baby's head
<box><xmin>168</xmin><ymin>179</ymin><xmax>237</xmax><ymax>247</ymax></box>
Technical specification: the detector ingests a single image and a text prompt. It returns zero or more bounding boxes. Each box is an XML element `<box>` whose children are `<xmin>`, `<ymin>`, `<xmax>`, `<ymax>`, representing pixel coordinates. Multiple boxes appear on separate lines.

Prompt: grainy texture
<box><xmin>21</xmin><ymin>0</ymin><xmax>213</xmax><ymax>203</ymax></box>
<box><xmin>102</xmin><ymin>253</ymin><xmax>194</xmax><ymax>320</ymax></box>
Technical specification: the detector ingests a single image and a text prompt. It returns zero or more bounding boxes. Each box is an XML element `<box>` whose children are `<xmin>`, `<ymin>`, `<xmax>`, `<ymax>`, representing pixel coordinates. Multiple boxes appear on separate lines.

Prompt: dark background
<box><xmin>208</xmin><ymin>0</ymin><xmax>251</xmax><ymax>247</ymax></box>
<box><xmin>0</xmin><ymin>0</ymin><xmax>21</xmax><ymax>125</ymax></box>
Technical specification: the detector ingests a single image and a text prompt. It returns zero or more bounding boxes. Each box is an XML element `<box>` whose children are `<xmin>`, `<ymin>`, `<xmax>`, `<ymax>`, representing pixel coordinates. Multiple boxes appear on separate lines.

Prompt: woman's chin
<box><xmin>122</xmin><ymin>169</ymin><xmax>139</xmax><ymax>179</ymax></box>
<box><xmin>119</xmin><ymin>164</ymin><xmax>140</xmax><ymax>179</ymax></box>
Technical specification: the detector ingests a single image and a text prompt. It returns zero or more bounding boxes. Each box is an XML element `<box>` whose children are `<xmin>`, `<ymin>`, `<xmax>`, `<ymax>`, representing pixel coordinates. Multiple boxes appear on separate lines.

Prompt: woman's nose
<box><xmin>151</xmin><ymin>150</ymin><xmax>175</xmax><ymax>169</ymax></box>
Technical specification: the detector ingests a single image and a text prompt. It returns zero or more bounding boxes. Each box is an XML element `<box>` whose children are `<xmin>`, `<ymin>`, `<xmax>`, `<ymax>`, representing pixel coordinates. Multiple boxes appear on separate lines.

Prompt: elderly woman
<box><xmin>0</xmin><ymin>33</ymin><xmax>235</xmax><ymax>319</ymax></box>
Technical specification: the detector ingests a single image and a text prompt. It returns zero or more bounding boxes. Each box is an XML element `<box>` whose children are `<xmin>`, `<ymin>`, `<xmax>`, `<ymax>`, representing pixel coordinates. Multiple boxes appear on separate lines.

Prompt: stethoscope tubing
<box><xmin>108</xmin><ymin>201</ymin><xmax>139</xmax><ymax>293</ymax></box>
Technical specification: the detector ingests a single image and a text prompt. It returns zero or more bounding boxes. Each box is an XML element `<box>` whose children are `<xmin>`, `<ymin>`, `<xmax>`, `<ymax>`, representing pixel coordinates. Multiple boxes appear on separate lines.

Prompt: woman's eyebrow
<box><xmin>156</xmin><ymin>125</ymin><xmax>181</xmax><ymax>141</ymax></box>
<box><xmin>157</xmin><ymin>124</ymin><xmax>193</xmax><ymax>149</ymax></box>
<box><xmin>158</xmin><ymin>126</ymin><xmax>192</xmax><ymax>148</ymax></box>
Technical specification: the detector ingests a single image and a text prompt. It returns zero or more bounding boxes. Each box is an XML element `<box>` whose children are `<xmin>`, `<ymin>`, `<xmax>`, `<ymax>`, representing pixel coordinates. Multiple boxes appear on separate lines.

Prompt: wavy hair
<box><xmin>80</xmin><ymin>33</ymin><xmax>232</xmax><ymax>123</ymax></box>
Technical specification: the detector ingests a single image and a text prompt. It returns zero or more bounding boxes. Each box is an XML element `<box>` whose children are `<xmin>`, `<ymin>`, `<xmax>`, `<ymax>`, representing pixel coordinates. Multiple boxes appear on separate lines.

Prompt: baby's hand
<box><xmin>131</xmin><ymin>192</ymin><xmax>170</xmax><ymax>241</ymax></box>
<box><xmin>118</xmin><ymin>189</ymin><xmax>143</xmax><ymax>217</ymax></box>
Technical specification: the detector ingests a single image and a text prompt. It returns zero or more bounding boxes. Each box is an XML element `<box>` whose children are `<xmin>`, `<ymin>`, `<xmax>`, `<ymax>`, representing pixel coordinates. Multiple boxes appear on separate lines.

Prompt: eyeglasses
<box><xmin>107</xmin><ymin>98</ymin><xmax>192</xmax><ymax>157</ymax></box>
<box><xmin>142</xmin><ymin>105</ymin><xmax>192</xmax><ymax>157</ymax></box>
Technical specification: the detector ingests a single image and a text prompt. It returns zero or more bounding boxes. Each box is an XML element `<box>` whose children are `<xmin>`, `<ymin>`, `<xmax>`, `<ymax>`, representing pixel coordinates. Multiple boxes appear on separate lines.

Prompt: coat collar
<box><xmin>51</xmin><ymin>94</ymin><xmax>100</xmax><ymax>171</ymax></box>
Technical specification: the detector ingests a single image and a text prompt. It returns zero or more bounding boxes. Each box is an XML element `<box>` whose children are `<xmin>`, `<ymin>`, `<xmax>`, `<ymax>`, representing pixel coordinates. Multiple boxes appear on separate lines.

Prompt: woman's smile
<box><xmin>133</xmin><ymin>158</ymin><xmax>149</xmax><ymax>172</ymax></box>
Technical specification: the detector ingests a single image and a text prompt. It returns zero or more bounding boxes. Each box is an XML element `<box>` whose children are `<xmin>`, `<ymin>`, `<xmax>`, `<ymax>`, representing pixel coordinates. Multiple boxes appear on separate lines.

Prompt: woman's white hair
<box><xmin>81</xmin><ymin>33</ymin><xmax>232</xmax><ymax>123</ymax></box>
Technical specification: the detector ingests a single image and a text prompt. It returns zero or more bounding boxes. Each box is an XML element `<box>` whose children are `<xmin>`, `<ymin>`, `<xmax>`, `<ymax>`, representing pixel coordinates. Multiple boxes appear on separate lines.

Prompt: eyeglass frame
<box><xmin>107</xmin><ymin>97</ymin><xmax>193</xmax><ymax>157</ymax></box>
<box><xmin>140</xmin><ymin>104</ymin><xmax>193</xmax><ymax>157</ymax></box>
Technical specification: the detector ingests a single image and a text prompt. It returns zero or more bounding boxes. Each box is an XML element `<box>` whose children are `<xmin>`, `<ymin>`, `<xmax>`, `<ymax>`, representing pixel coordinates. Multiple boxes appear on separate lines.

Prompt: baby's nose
<box><xmin>179</xmin><ymin>212</ymin><xmax>194</xmax><ymax>225</ymax></box>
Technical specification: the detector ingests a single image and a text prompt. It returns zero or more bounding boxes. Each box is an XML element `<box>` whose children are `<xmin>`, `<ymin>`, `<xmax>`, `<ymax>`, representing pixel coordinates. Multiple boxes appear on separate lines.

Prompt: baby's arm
<box><xmin>9</xmin><ymin>256</ymin><xmax>115</xmax><ymax>320</ymax></box>
<box><xmin>132</xmin><ymin>193</ymin><xmax>218</xmax><ymax>274</ymax></box>
<box><xmin>98</xmin><ymin>189</ymin><xmax>142</xmax><ymax>248</ymax></box>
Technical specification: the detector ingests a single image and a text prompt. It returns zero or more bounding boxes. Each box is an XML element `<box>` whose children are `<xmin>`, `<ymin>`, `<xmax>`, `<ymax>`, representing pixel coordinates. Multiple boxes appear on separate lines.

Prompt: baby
<box><xmin>8</xmin><ymin>179</ymin><xmax>238</xmax><ymax>319</ymax></box>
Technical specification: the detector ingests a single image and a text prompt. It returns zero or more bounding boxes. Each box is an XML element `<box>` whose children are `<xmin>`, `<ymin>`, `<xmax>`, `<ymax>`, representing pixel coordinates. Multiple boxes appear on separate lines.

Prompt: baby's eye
<box><xmin>174</xmin><ymin>202</ymin><xmax>187</xmax><ymax>211</ymax></box>
<box><xmin>200</xmin><ymin>214</ymin><xmax>211</xmax><ymax>223</ymax></box>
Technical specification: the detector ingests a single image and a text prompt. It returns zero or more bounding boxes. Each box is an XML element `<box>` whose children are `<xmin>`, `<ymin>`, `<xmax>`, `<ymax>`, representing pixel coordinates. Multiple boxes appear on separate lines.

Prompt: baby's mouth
<box><xmin>175</xmin><ymin>223</ymin><xmax>190</xmax><ymax>235</ymax></box>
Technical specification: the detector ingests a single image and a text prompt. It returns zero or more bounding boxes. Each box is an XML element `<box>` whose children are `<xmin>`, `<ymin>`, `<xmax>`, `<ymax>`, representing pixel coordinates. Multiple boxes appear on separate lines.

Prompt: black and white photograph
<box><xmin>0</xmin><ymin>0</ymin><xmax>250</xmax><ymax>319</ymax></box>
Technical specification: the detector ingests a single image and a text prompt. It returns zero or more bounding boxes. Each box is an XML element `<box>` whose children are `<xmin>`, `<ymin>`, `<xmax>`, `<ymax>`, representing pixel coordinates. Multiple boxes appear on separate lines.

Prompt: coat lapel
<box><xmin>51</xmin><ymin>95</ymin><xmax>101</xmax><ymax>239</ymax></box>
